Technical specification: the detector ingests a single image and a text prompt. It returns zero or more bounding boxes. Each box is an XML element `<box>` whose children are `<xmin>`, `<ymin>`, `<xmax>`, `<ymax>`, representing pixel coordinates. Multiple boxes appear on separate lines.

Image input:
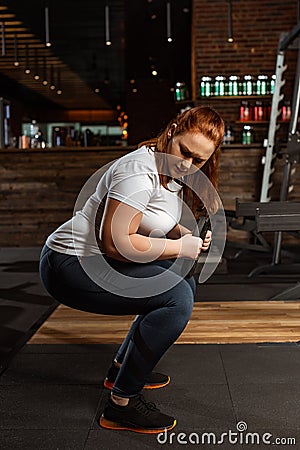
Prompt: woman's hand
<box><xmin>201</xmin><ymin>230</ymin><xmax>212</xmax><ymax>252</ymax></box>
<box><xmin>178</xmin><ymin>234</ymin><xmax>203</xmax><ymax>260</ymax></box>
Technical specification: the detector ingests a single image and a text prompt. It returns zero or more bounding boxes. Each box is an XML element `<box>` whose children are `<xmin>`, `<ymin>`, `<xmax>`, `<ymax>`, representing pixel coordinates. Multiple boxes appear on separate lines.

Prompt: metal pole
<box><xmin>260</xmin><ymin>51</ymin><xmax>285</xmax><ymax>202</ymax></box>
<box><xmin>272</xmin><ymin>28</ymin><xmax>300</xmax><ymax>265</ymax></box>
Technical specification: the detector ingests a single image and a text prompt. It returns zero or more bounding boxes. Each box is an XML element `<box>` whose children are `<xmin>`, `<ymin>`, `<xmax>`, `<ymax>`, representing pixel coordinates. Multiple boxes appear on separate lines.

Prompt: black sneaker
<box><xmin>103</xmin><ymin>363</ymin><xmax>170</xmax><ymax>390</ymax></box>
<box><xmin>99</xmin><ymin>394</ymin><xmax>176</xmax><ymax>434</ymax></box>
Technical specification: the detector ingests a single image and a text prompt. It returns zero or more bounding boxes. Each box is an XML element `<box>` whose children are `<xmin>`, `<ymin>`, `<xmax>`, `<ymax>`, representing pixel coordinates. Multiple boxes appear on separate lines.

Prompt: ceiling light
<box><xmin>50</xmin><ymin>64</ymin><xmax>55</xmax><ymax>89</ymax></box>
<box><xmin>227</xmin><ymin>0</ymin><xmax>234</xmax><ymax>43</ymax></box>
<box><xmin>56</xmin><ymin>67</ymin><xmax>62</xmax><ymax>94</ymax></box>
<box><xmin>24</xmin><ymin>44</ymin><xmax>31</xmax><ymax>74</ymax></box>
<box><xmin>14</xmin><ymin>34</ymin><xmax>20</xmax><ymax>66</ymax></box>
<box><xmin>45</xmin><ymin>6</ymin><xmax>51</xmax><ymax>47</ymax></box>
<box><xmin>166</xmin><ymin>2</ymin><xmax>172</xmax><ymax>43</ymax></box>
<box><xmin>105</xmin><ymin>5</ymin><xmax>111</xmax><ymax>46</ymax></box>
<box><xmin>33</xmin><ymin>48</ymin><xmax>40</xmax><ymax>80</ymax></box>
<box><xmin>152</xmin><ymin>70</ymin><xmax>158</xmax><ymax>76</ymax></box>
<box><xmin>42</xmin><ymin>56</ymin><xmax>48</xmax><ymax>85</ymax></box>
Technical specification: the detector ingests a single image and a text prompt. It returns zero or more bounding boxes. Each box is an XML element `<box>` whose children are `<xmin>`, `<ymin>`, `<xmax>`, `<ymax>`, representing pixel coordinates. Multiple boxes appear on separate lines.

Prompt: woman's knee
<box><xmin>166</xmin><ymin>280</ymin><xmax>194</xmax><ymax>320</ymax></box>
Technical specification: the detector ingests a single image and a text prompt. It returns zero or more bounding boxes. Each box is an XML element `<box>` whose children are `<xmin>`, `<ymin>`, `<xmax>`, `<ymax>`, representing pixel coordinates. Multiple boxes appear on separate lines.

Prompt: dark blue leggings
<box><xmin>39</xmin><ymin>245</ymin><xmax>196</xmax><ymax>398</ymax></box>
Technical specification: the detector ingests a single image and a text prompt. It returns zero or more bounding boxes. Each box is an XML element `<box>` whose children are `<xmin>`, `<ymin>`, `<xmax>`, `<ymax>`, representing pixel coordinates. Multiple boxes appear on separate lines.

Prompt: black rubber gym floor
<box><xmin>0</xmin><ymin>246</ymin><xmax>300</xmax><ymax>449</ymax></box>
<box><xmin>1</xmin><ymin>343</ymin><xmax>300</xmax><ymax>449</ymax></box>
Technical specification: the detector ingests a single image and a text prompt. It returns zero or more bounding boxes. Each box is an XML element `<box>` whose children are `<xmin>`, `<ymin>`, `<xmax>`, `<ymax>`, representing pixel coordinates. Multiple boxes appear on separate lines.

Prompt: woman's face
<box><xmin>167</xmin><ymin>131</ymin><xmax>215</xmax><ymax>178</ymax></box>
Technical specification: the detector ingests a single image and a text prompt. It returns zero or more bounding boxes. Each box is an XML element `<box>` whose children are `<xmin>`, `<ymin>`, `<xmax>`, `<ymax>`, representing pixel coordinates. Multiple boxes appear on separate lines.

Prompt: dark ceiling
<box><xmin>0</xmin><ymin>0</ymin><xmax>191</xmax><ymax>111</ymax></box>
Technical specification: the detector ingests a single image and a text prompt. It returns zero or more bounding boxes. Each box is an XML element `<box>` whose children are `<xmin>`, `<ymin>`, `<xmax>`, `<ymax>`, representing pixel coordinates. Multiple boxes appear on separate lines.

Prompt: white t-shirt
<box><xmin>46</xmin><ymin>145</ymin><xmax>183</xmax><ymax>256</ymax></box>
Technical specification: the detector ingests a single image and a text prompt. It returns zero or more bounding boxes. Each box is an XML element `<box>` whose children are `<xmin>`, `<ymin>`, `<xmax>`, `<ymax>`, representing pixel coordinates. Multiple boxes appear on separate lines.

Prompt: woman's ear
<box><xmin>167</xmin><ymin>123</ymin><xmax>177</xmax><ymax>139</ymax></box>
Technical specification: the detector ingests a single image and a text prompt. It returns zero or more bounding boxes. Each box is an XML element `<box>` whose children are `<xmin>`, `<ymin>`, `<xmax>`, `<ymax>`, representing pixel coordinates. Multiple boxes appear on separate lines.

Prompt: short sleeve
<box><xmin>107</xmin><ymin>159</ymin><xmax>155</xmax><ymax>212</ymax></box>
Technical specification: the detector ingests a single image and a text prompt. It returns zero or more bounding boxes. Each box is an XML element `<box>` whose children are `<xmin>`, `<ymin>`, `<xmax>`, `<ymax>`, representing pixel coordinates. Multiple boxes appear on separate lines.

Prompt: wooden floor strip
<box><xmin>29</xmin><ymin>301</ymin><xmax>300</xmax><ymax>345</ymax></box>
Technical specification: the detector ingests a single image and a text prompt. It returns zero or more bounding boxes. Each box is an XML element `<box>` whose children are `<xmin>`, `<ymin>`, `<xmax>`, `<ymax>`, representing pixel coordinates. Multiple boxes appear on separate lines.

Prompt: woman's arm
<box><xmin>166</xmin><ymin>223</ymin><xmax>212</xmax><ymax>249</ymax></box>
<box><xmin>166</xmin><ymin>223</ymin><xmax>192</xmax><ymax>240</ymax></box>
<box><xmin>101</xmin><ymin>198</ymin><xmax>202</xmax><ymax>263</ymax></box>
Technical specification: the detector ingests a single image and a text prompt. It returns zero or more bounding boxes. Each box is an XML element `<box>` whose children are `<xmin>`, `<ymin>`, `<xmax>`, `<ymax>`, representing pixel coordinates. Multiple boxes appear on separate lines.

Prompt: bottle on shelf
<box><xmin>83</xmin><ymin>128</ymin><xmax>94</xmax><ymax>147</ymax></box>
<box><xmin>223</xmin><ymin>125</ymin><xmax>235</xmax><ymax>145</ymax></box>
<box><xmin>269</xmin><ymin>74</ymin><xmax>276</xmax><ymax>94</ymax></box>
<box><xmin>256</xmin><ymin>75</ymin><xmax>268</xmax><ymax>95</ymax></box>
<box><xmin>281</xmin><ymin>100</ymin><xmax>291</xmax><ymax>121</ymax></box>
<box><xmin>175</xmin><ymin>82</ymin><xmax>187</xmax><ymax>101</ymax></box>
<box><xmin>228</xmin><ymin>75</ymin><xmax>239</xmax><ymax>96</ymax></box>
<box><xmin>29</xmin><ymin>120</ymin><xmax>39</xmax><ymax>148</ymax></box>
<box><xmin>242</xmin><ymin>75</ymin><xmax>253</xmax><ymax>95</ymax></box>
<box><xmin>239</xmin><ymin>100</ymin><xmax>252</xmax><ymax>121</ymax></box>
<box><xmin>242</xmin><ymin>125</ymin><xmax>254</xmax><ymax>144</ymax></box>
<box><xmin>253</xmin><ymin>100</ymin><xmax>264</xmax><ymax>121</ymax></box>
<box><xmin>198</xmin><ymin>73</ymin><xmax>275</xmax><ymax>99</ymax></box>
<box><xmin>214</xmin><ymin>76</ymin><xmax>226</xmax><ymax>96</ymax></box>
<box><xmin>52</xmin><ymin>126</ymin><xmax>68</xmax><ymax>147</ymax></box>
<box><xmin>200</xmin><ymin>76</ymin><xmax>212</xmax><ymax>97</ymax></box>
<box><xmin>19</xmin><ymin>131</ymin><xmax>30</xmax><ymax>149</ymax></box>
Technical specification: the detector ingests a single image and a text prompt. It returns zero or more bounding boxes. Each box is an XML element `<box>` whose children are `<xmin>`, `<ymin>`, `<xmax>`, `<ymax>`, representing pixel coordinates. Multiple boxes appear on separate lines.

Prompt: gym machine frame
<box><xmin>250</xmin><ymin>21</ymin><xmax>300</xmax><ymax>276</ymax></box>
<box><xmin>255</xmin><ymin>204</ymin><xmax>300</xmax><ymax>299</ymax></box>
<box><xmin>228</xmin><ymin>22</ymin><xmax>300</xmax><ymax>277</ymax></box>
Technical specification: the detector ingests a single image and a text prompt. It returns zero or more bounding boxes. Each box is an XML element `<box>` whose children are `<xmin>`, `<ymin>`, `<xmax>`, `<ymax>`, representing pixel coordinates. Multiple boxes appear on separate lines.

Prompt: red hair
<box><xmin>138</xmin><ymin>106</ymin><xmax>225</xmax><ymax>218</ymax></box>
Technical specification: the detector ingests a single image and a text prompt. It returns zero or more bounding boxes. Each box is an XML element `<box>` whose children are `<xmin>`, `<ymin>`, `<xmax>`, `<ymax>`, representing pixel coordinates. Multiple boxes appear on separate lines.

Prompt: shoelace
<box><xmin>134</xmin><ymin>395</ymin><xmax>159</xmax><ymax>416</ymax></box>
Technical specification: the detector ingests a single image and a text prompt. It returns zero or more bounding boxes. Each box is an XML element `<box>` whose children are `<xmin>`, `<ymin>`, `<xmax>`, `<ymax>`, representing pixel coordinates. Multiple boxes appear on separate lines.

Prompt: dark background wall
<box><xmin>127</xmin><ymin>0</ymin><xmax>299</xmax><ymax>144</ymax></box>
<box><xmin>125</xmin><ymin>0</ymin><xmax>191</xmax><ymax>144</ymax></box>
<box><xmin>194</xmin><ymin>0</ymin><xmax>298</xmax><ymax>85</ymax></box>
<box><xmin>1</xmin><ymin>0</ymin><xmax>298</xmax><ymax>145</ymax></box>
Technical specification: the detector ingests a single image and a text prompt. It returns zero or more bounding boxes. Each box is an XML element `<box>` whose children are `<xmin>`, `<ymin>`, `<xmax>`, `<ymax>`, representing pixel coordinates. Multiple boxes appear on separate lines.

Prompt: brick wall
<box><xmin>192</xmin><ymin>0</ymin><xmax>298</xmax><ymax>141</ymax></box>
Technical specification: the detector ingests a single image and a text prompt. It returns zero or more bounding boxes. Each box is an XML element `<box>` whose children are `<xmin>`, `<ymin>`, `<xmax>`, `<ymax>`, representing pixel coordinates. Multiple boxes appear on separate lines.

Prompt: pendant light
<box><xmin>45</xmin><ymin>5</ymin><xmax>51</xmax><ymax>47</ymax></box>
<box><xmin>42</xmin><ymin>56</ymin><xmax>48</xmax><ymax>85</ymax></box>
<box><xmin>166</xmin><ymin>2</ymin><xmax>172</xmax><ymax>43</ymax></box>
<box><xmin>56</xmin><ymin>67</ymin><xmax>62</xmax><ymax>94</ymax></box>
<box><xmin>50</xmin><ymin>64</ymin><xmax>56</xmax><ymax>90</ymax></box>
<box><xmin>24</xmin><ymin>44</ymin><xmax>31</xmax><ymax>74</ymax></box>
<box><xmin>33</xmin><ymin>48</ymin><xmax>40</xmax><ymax>80</ymax></box>
<box><xmin>14</xmin><ymin>34</ymin><xmax>19</xmax><ymax>66</ymax></box>
<box><xmin>227</xmin><ymin>0</ymin><xmax>234</xmax><ymax>43</ymax></box>
<box><xmin>105</xmin><ymin>5</ymin><xmax>111</xmax><ymax>46</ymax></box>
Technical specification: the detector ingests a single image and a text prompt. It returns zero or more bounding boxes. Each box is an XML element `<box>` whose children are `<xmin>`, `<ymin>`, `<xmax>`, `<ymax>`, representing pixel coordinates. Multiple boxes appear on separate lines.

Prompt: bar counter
<box><xmin>1</xmin><ymin>144</ymin><xmax>298</xmax><ymax>246</ymax></box>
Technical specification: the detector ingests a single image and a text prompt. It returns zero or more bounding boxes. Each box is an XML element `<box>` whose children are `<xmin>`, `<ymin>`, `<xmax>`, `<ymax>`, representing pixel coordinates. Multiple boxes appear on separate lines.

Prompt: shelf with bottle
<box><xmin>223</xmin><ymin>123</ymin><xmax>257</xmax><ymax>146</ymax></box>
<box><xmin>198</xmin><ymin>74</ymin><xmax>275</xmax><ymax>99</ymax></box>
<box><xmin>19</xmin><ymin>121</ymin><xmax>127</xmax><ymax>149</ymax></box>
<box><xmin>225</xmin><ymin>99</ymin><xmax>291</xmax><ymax>146</ymax></box>
<box><xmin>196</xmin><ymin>95</ymin><xmax>273</xmax><ymax>102</ymax></box>
<box><xmin>223</xmin><ymin>123</ymin><xmax>258</xmax><ymax>145</ymax></box>
<box><xmin>238</xmin><ymin>99</ymin><xmax>291</xmax><ymax>122</ymax></box>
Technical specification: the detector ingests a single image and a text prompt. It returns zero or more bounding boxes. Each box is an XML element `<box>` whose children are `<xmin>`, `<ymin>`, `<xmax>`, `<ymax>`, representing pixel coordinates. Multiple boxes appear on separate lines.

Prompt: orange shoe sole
<box><xmin>99</xmin><ymin>416</ymin><xmax>177</xmax><ymax>434</ymax></box>
<box><xmin>103</xmin><ymin>376</ymin><xmax>171</xmax><ymax>391</ymax></box>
